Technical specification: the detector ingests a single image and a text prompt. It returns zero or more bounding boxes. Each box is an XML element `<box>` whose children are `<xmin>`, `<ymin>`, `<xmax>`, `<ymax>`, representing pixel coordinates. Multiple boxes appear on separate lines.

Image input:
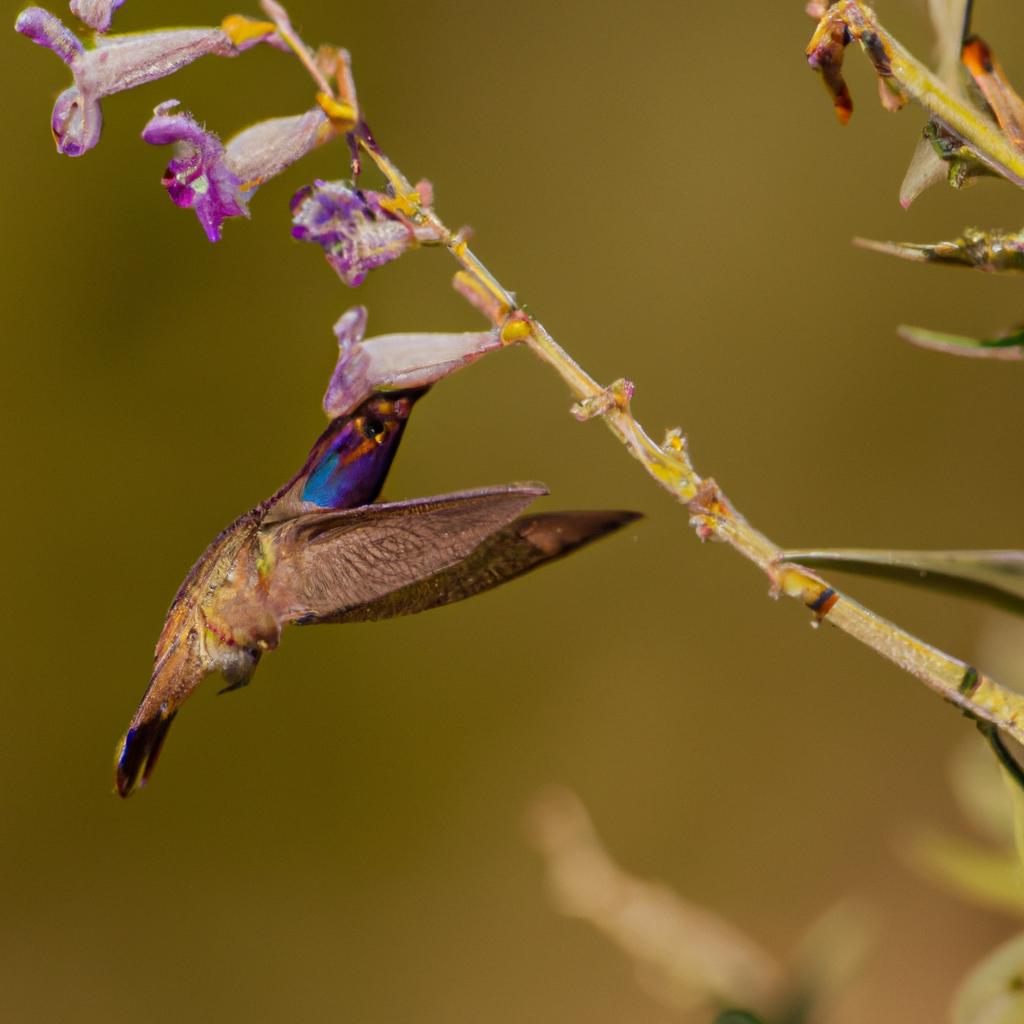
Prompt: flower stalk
<box><xmin>251</xmin><ymin>0</ymin><xmax>1024</xmax><ymax>742</ymax></box>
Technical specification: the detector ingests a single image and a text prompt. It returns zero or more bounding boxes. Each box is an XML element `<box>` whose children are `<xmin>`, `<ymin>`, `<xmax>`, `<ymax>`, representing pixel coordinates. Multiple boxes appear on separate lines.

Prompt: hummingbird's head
<box><xmin>296</xmin><ymin>388</ymin><xmax>427</xmax><ymax>511</ymax></box>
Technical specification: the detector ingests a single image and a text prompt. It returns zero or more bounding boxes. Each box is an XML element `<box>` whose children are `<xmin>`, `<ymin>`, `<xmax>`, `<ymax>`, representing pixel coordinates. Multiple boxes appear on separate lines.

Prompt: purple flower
<box><xmin>142</xmin><ymin>102</ymin><xmax>246</xmax><ymax>242</ymax></box>
<box><xmin>15</xmin><ymin>6</ymin><xmax>278</xmax><ymax>156</ymax></box>
<box><xmin>324</xmin><ymin>307</ymin><xmax>501</xmax><ymax>417</ymax></box>
<box><xmin>143</xmin><ymin>103</ymin><xmax>336</xmax><ymax>241</ymax></box>
<box><xmin>69</xmin><ymin>0</ymin><xmax>125</xmax><ymax>33</ymax></box>
<box><xmin>291</xmin><ymin>180</ymin><xmax>439</xmax><ymax>287</ymax></box>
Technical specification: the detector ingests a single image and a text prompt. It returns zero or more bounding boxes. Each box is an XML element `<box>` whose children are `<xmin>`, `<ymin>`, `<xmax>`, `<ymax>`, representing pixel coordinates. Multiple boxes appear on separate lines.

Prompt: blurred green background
<box><xmin>3</xmin><ymin>1</ymin><xmax>1024</xmax><ymax>1020</ymax></box>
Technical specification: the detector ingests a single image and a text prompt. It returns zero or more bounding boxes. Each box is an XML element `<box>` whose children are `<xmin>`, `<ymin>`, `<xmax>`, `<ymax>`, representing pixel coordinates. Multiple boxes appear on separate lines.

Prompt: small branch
<box><xmin>261</xmin><ymin>3</ymin><xmax>1024</xmax><ymax>745</ymax></box>
<box><xmin>806</xmin><ymin>0</ymin><xmax>1024</xmax><ymax>188</ymax></box>
<box><xmin>527</xmin><ymin>786</ymin><xmax>784</xmax><ymax>1014</ymax></box>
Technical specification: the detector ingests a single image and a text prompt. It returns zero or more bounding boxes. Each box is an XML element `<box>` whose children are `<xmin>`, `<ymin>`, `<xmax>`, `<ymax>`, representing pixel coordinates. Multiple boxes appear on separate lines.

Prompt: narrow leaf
<box><xmin>900</xmin><ymin>134</ymin><xmax>952</xmax><ymax>209</ymax></box>
<box><xmin>929</xmin><ymin>0</ymin><xmax>972</xmax><ymax>84</ymax></box>
<box><xmin>979</xmin><ymin>725</ymin><xmax>1024</xmax><ymax>877</ymax></box>
<box><xmin>855</xmin><ymin>229</ymin><xmax>1024</xmax><ymax>273</ymax></box>
<box><xmin>898</xmin><ymin>325</ymin><xmax>1024</xmax><ymax>360</ymax></box>
<box><xmin>781</xmin><ymin>549</ymin><xmax>1024</xmax><ymax>616</ymax></box>
<box><xmin>904</xmin><ymin>829</ymin><xmax>1024</xmax><ymax>916</ymax></box>
<box><xmin>962</xmin><ymin>36</ymin><xmax>1024</xmax><ymax>153</ymax></box>
<box><xmin>951</xmin><ymin>737</ymin><xmax>1016</xmax><ymax>848</ymax></box>
<box><xmin>899</xmin><ymin>0</ymin><xmax>971</xmax><ymax>206</ymax></box>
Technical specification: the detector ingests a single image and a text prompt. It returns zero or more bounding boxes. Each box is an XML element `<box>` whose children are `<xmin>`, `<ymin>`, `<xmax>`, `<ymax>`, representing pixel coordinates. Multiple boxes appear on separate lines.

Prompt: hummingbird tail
<box><xmin>115</xmin><ymin>629</ymin><xmax>206</xmax><ymax>797</ymax></box>
<box><xmin>115</xmin><ymin>712</ymin><xmax>177</xmax><ymax>798</ymax></box>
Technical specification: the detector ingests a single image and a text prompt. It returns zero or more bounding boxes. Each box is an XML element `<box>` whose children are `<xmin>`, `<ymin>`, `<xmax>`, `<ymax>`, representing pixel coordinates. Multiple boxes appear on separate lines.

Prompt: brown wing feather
<box><xmin>308</xmin><ymin>509</ymin><xmax>641</xmax><ymax>624</ymax></box>
<box><xmin>266</xmin><ymin>484</ymin><xmax>549</xmax><ymax>624</ymax></box>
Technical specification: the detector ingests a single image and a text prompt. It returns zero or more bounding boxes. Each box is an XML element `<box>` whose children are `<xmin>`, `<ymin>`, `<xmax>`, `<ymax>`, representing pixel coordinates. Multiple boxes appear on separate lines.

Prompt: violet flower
<box><xmin>291</xmin><ymin>180</ymin><xmax>440</xmax><ymax>287</ymax></box>
<box><xmin>15</xmin><ymin>6</ymin><xmax>278</xmax><ymax>156</ymax></box>
<box><xmin>142</xmin><ymin>102</ymin><xmax>335</xmax><ymax>241</ymax></box>
<box><xmin>142</xmin><ymin>102</ymin><xmax>246</xmax><ymax>243</ymax></box>
<box><xmin>324</xmin><ymin>307</ymin><xmax>501</xmax><ymax>417</ymax></box>
<box><xmin>68</xmin><ymin>0</ymin><xmax>124</xmax><ymax>33</ymax></box>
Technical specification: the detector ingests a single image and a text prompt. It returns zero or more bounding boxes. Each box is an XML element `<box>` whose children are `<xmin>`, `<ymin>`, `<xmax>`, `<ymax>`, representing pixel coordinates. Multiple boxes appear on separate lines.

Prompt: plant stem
<box><xmin>372</xmin><ymin>134</ymin><xmax>1024</xmax><ymax>742</ymax></box>
<box><xmin>264</xmin><ymin>2</ymin><xmax>1024</xmax><ymax>745</ymax></box>
<box><xmin>807</xmin><ymin>0</ymin><xmax>1024</xmax><ymax>186</ymax></box>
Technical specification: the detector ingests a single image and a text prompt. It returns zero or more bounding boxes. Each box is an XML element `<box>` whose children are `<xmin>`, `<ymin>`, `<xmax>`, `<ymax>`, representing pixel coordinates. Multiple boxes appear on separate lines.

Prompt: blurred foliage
<box><xmin>530</xmin><ymin>788</ymin><xmax>871</xmax><ymax>1023</ymax></box>
<box><xmin>952</xmin><ymin>931</ymin><xmax>1024</xmax><ymax>1024</ymax></box>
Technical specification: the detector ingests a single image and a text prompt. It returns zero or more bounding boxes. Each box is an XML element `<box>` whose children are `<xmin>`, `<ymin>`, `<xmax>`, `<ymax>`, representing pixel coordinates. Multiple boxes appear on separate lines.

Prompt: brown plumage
<box><xmin>116</xmin><ymin>391</ymin><xmax>639</xmax><ymax>796</ymax></box>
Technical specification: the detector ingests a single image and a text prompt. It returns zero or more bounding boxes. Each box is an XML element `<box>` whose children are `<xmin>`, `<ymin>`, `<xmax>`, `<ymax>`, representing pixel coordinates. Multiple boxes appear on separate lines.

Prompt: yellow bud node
<box><xmin>378</xmin><ymin>194</ymin><xmax>420</xmax><ymax>218</ymax></box>
<box><xmin>501</xmin><ymin>319</ymin><xmax>532</xmax><ymax>345</ymax></box>
<box><xmin>221</xmin><ymin>15</ymin><xmax>276</xmax><ymax>47</ymax></box>
<box><xmin>316</xmin><ymin>92</ymin><xmax>358</xmax><ymax>131</ymax></box>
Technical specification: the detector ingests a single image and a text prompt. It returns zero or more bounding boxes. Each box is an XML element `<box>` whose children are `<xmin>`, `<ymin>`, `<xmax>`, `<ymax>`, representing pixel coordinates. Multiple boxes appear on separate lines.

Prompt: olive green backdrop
<box><xmin>2</xmin><ymin>1</ymin><xmax>1023</xmax><ymax>1021</ymax></box>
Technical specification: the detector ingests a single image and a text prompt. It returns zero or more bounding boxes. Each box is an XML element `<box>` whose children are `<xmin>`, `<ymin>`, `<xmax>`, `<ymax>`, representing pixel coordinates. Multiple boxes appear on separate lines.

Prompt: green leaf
<box><xmin>900</xmin><ymin>0</ymin><xmax>973</xmax><ymax>206</ymax></box>
<box><xmin>952</xmin><ymin>931</ymin><xmax>1024</xmax><ymax>1024</ymax></box>
<box><xmin>781</xmin><ymin>901</ymin><xmax>874</xmax><ymax>1024</ymax></box>
<box><xmin>979</xmin><ymin>725</ymin><xmax>1024</xmax><ymax>876</ymax></box>
<box><xmin>713</xmin><ymin>1013</ymin><xmax>766</xmax><ymax>1024</ymax></box>
<box><xmin>899</xmin><ymin>325</ymin><xmax>1024</xmax><ymax>360</ymax></box>
<box><xmin>780</xmin><ymin>549</ymin><xmax>1024</xmax><ymax>617</ymax></box>
<box><xmin>855</xmin><ymin>230</ymin><xmax>1024</xmax><ymax>274</ymax></box>
<box><xmin>928</xmin><ymin>0</ymin><xmax>972</xmax><ymax>84</ymax></box>
<box><xmin>899</xmin><ymin>133</ymin><xmax>952</xmax><ymax>209</ymax></box>
<box><xmin>950</xmin><ymin>736</ymin><xmax>1016</xmax><ymax>848</ymax></box>
<box><xmin>904</xmin><ymin>829</ymin><xmax>1024</xmax><ymax>916</ymax></box>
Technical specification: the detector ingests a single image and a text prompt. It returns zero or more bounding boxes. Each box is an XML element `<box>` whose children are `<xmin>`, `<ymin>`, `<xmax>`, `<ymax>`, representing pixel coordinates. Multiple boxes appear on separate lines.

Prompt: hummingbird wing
<box><xmin>305</xmin><ymin>510</ymin><xmax>641</xmax><ymax>624</ymax></box>
<box><xmin>266</xmin><ymin>484</ymin><xmax>553</xmax><ymax>624</ymax></box>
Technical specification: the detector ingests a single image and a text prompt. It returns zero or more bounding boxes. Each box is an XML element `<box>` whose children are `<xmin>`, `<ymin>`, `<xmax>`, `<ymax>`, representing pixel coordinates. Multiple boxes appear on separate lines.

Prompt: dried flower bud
<box><xmin>15</xmin><ymin>6</ymin><xmax>277</xmax><ymax>156</ymax></box>
<box><xmin>324</xmin><ymin>307</ymin><xmax>501</xmax><ymax>417</ymax></box>
<box><xmin>16</xmin><ymin>7</ymin><xmax>82</xmax><ymax>62</ymax></box>
<box><xmin>291</xmin><ymin>180</ymin><xmax>440</xmax><ymax>287</ymax></box>
<box><xmin>69</xmin><ymin>0</ymin><xmax>125</xmax><ymax>33</ymax></box>
<box><xmin>225</xmin><ymin>108</ymin><xmax>333</xmax><ymax>190</ymax></box>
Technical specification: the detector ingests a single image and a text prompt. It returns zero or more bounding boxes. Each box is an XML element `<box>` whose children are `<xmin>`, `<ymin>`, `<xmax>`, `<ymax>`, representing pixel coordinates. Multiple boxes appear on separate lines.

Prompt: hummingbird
<box><xmin>115</xmin><ymin>386</ymin><xmax>639</xmax><ymax>796</ymax></box>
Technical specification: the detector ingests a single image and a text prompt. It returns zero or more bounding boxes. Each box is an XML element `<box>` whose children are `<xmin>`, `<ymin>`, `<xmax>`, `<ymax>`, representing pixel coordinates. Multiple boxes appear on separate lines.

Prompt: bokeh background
<box><xmin>3</xmin><ymin>1</ymin><xmax>1024</xmax><ymax>1020</ymax></box>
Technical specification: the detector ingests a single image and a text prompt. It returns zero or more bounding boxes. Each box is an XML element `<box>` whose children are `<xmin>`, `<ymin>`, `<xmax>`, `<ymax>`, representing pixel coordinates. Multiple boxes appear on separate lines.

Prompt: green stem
<box><xmin>266</xmin><ymin>0</ymin><xmax>1024</xmax><ymax>747</ymax></box>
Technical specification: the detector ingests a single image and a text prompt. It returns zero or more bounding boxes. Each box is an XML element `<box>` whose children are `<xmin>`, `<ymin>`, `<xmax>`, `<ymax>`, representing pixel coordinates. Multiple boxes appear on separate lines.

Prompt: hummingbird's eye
<box><xmin>363</xmin><ymin>417</ymin><xmax>386</xmax><ymax>442</ymax></box>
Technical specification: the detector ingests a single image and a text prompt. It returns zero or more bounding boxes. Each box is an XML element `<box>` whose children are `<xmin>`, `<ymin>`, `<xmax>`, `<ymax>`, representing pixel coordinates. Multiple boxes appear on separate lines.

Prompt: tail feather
<box><xmin>114</xmin><ymin>630</ymin><xmax>206</xmax><ymax>798</ymax></box>
<box><xmin>115</xmin><ymin>712</ymin><xmax>177</xmax><ymax>797</ymax></box>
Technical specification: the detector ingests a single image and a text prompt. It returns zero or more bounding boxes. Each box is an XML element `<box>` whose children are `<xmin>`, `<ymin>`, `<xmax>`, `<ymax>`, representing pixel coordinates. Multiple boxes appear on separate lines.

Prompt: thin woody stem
<box><xmin>264</xmin><ymin>3</ymin><xmax>1024</xmax><ymax>744</ymax></box>
<box><xmin>259</xmin><ymin>0</ymin><xmax>334</xmax><ymax>95</ymax></box>
<box><xmin>365</xmin><ymin>132</ymin><xmax>1024</xmax><ymax>744</ymax></box>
